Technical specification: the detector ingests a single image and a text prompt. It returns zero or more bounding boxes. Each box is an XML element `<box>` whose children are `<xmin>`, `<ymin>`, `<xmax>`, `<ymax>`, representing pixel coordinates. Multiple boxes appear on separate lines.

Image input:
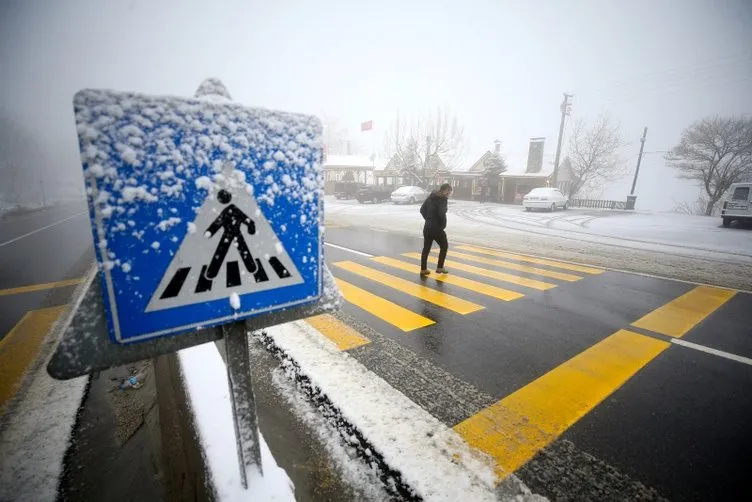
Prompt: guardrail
<box><xmin>570</xmin><ymin>198</ymin><xmax>628</xmax><ymax>210</ymax></box>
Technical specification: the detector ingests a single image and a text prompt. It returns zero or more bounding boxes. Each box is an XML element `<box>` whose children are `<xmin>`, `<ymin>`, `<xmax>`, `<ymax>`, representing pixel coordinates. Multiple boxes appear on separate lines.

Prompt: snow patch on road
<box><xmin>267</xmin><ymin>367</ymin><xmax>390</xmax><ymax>500</ymax></box>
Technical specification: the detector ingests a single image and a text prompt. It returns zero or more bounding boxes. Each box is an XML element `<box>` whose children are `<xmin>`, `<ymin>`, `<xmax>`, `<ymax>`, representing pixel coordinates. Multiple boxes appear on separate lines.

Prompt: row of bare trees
<box><xmin>324</xmin><ymin>108</ymin><xmax>752</xmax><ymax>211</ymax></box>
<box><xmin>381</xmin><ymin>108</ymin><xmax>468</xmax><ymax>187</ymax></box>
<box><xmin>567</xmin><ymin>115</ymin><xmax>752</xmax><ymax>215</ymax></box>
<box><xmin>378</xmin><ymin>108</ymin><xmax>628</xmax><ymax>195</ymax></box>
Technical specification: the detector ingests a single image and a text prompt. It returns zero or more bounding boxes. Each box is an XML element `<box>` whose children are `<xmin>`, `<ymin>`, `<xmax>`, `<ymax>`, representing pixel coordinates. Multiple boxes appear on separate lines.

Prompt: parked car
<box><xmin>356</xmin><ymin>185</ymin><xmax>392</xmax><ymax>203</ymax></box>
<box><xmin>334</xmin><ymin>181</ymin><xmax>365</xmax><ymax>200</ymax></box>
<box><xmin>721</xmin><ymin>182</ymin><xmax>752</xmax><ymax>227</ymax></box>
<box><xmin>391</xmin><ymin>186</ymin><xmax>429</xmax><ymax>204</ymax></box>
<box><xmin>522</xmin><ymin>187</ymin><xmax>568</xmax><ymax>211</ymax></box>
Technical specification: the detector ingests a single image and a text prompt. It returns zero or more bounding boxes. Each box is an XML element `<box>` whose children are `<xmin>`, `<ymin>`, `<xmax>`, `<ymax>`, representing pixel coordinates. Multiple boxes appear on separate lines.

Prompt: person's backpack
<box><xmin>419</xmin><ymin>198</ymin><xmax>428</xmax><ymax>219</ymax></box>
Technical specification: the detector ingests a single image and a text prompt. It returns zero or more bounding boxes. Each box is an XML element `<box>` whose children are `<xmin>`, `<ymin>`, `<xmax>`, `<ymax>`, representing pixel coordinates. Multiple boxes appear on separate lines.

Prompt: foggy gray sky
<box><xmin>2</xmin><ymin>0</ymin><xmax>751</xmax><ymax>210</ymax></box>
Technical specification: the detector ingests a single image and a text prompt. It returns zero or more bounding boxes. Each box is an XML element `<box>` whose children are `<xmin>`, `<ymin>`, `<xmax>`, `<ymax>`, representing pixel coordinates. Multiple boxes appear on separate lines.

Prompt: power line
<box><xmin>585</xmin><ymin>75</ymin><xmax>752</xmax><ymax>110</ymax></box>
<box><xmin>574</xmin><ymin>51</ymin><xmax>752</xmax><ymax>95</ymax></box>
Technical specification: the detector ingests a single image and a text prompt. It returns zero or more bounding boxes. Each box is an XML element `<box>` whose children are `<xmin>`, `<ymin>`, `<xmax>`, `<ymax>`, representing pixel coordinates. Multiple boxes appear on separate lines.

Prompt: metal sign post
<box><xmin>48</xmin><ymin>79</ymin><xmax>343</xmax><ymax>490</ymax></box>
<box><xmin>222</xmin><ymin>321</ymin><xmax>262</xmax><ymax>485</ymax></box>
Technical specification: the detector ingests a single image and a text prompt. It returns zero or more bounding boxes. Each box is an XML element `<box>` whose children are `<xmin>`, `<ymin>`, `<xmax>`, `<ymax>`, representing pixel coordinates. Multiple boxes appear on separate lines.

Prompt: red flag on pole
<box><xmin>360</xmin><ymin>120</ymin><xmax>373</xmax><ymax>132</ymax></box>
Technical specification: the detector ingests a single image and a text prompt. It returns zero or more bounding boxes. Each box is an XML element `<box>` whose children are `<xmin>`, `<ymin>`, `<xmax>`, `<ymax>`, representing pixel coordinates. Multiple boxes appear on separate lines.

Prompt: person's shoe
<box><xmin>420</xmin><ymin>269</ymin><xmax>431</xmax><ymax>277</ymax></box>
<box><xmin>436</xmin><ymin>268</ymin><xmax>449</xmax><ymax>274</ymax></box>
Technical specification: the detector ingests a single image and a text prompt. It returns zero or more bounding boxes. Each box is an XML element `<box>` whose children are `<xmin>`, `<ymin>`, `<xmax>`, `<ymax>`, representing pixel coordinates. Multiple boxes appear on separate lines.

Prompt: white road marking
<box><xmin>370</xmin><ymin>228</ymin><xmax>388</xmax><ymax>233</ymax></box>
<box><xmin>324</xmin><ymin>242</ymin><xmax>374</xmax><ymax>258</ymax></box>
<box><xmin>671</xmin><ymin>338</ymin><xmax>752</xmax><ymax>366</ymax></box>
<box><xmin>0</xmin><ymin>211</ymin><xmax>87</xmax><ymax>248</ymax></box>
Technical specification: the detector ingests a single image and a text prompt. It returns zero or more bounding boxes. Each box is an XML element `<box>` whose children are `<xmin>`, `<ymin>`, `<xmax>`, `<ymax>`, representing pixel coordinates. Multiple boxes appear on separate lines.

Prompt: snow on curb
<box><xmin>178</xmin><ymin>342</ymin><xmax>294</xmax><ymax>501</ymax></box>
<box><xmin>0</xmin><ymin>335</ymin><xmax>88</xmax><ymax>501</ymax></box>
<box><xmin>259</xmin><ymin>321</ymin><xmax>504</xmax><ymax>502</ymax></box>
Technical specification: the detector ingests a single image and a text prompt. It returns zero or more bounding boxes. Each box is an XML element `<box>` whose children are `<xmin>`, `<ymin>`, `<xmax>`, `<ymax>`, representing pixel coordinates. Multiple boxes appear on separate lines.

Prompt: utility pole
<box><xmin>550</xmin><ymin>93</ymin><xmax>573</xmax><ymax>187</ymax></box>
<box><xmin>630</xmin><ymin>127</ymin><xmax>648</xmax><ymax>195</ymax></box>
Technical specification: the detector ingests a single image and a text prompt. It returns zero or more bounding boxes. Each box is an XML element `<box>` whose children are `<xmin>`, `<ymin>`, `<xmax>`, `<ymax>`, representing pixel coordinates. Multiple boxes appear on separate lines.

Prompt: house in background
<box><xmin>323</xmin><ymin>155</ymin><xmax>377</xmax><ymax>194</ymax></box>
<box><xmin>374</xmin><ymin>153</ymin><xmax>451</xmax><ymax>188</ymax></box>
<box><xmin>449</xmin><ymin>141</ymin><xmax>552</xmax><ymax>203</ymax></box>
<box><xmin>322</xmin><ymin>140</ymin><xmax>556</xmax><ymax>204</ymax></box>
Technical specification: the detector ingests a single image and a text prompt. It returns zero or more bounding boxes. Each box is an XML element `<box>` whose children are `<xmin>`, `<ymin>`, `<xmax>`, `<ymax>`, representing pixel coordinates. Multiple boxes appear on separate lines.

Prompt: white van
<box><xmin>721</xmin><ymin>182</ymin><xmax>752</xmax><ymax>227</ymax></box>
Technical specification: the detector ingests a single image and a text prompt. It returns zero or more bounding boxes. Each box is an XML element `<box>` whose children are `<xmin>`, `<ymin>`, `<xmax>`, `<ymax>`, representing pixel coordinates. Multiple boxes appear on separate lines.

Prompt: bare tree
<box><xmin>672</xmin><ymin>193</ymin><xmax>720</xmax><ymax>217</ymax></box>
<box><xmin>566</xmin><ymin>115</ymin><xmax>625</xmax><ymax>198</ymax></box>
<box><xmin>666</xmin><ymin>116</ymin><xmax>752</xmax><ymax>216</ymax></box>
<box><xmin>383</xmin><ymin>107</ymin><xmax>467</xmax><ymax>187</ymax></box>
<box><xmin>321</xmin><ymin>114</ymin><xmax>358</xmax><ymax>156</ymax></box>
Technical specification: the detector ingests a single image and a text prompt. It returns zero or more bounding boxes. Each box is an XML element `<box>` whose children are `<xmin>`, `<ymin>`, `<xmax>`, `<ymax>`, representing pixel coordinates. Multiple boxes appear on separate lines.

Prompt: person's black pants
<box><xmin>421</xmin><ymin>228</ymin><xmax>448</xmax><ymax>270</ymax></box>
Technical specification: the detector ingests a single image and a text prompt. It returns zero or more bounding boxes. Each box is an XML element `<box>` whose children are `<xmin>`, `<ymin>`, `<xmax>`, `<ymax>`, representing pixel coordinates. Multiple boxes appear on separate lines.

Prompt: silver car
<box><xmin>391</xmin><ymin>186</ymin><xmax>429</xmax><ymax>204</ymax></box>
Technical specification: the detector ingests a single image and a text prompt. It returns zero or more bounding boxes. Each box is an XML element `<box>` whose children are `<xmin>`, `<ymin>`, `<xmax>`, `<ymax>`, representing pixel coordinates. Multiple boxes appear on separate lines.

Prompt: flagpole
<box><xmin>361</xmin><ymin>119</ymin><xmax>375</xmax><ymax>185</ymax></box>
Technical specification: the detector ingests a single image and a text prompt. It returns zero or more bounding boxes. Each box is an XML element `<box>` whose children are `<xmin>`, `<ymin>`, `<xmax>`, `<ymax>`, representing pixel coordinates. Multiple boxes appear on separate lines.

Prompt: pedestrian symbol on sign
<box><xmin>205</xmin><ymin>188</ymin><xmax>257</xmax><ymax>278</ymax></box>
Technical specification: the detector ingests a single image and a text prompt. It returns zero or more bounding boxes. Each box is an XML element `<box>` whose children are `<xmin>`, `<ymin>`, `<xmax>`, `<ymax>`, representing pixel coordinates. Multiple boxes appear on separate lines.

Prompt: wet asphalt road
<box><xmin>0</xmin><ymin>202</ymin><xmax>93</xmax><ymax>340</ymax></box>
<box><xmin>2</xmin><ymin>204</ymin><xmax>751</xmax><ymax>500</ymax></box>
<box><xmin>324</xmin><ymin>225</ymin><xmax>752</xmax><ymax>501</ymax></box>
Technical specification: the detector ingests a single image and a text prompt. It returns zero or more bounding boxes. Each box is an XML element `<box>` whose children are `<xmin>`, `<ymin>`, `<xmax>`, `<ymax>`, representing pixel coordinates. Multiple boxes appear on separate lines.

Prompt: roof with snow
<box><xmin>323</xmin><ymin>154</ymin><xmax>378</xmax><ymax>169</ymax></box>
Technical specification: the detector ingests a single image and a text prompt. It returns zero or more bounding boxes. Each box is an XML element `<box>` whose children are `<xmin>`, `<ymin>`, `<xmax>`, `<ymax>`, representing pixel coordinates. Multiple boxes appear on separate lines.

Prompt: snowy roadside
<box><xmin>0</xmin><ymin>330</ymin><xmax>88</xmax><ymax>502</ymax></box>
<box><xmin>178</xmin><ymin>342</ymin><xmax>295</xmax><ymax>501</ymax></box>
<box><xmin>325</xmin><ymin>199</ymin><xmax>752</xmax><ymax>291</ymax></box>
<box><xmin>258</xmin><ymin>321</ymin><xmax>546</xmax><ymax>502</ymax></box>
<box><xmin>178</xmin><ymin>320</ymin><xmax>546</xmax><ymax>501</ymax></box>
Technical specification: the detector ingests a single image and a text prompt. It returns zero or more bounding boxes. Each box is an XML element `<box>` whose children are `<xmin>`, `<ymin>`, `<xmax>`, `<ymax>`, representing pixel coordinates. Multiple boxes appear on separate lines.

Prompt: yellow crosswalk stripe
<box><xmin>334</xmin><ymin>278</ymin><xmax>434</xmax><ymax>332</ymax></box>
<box><xmin>631</xmin><ymin>285</ymin><xmax>736</xmax><ymax>338</ymax></box>
<box><xmin>334</xmin><ymin>261</ymin><xmax>484</xmax><ymax>315</ymax></box>
<box><xmin>307</xmin><ymin>314</ymin><xmax>370</xmax><ymax>350</ymax></box>
<box><xmin>442</xmin><ymin>251</ymin><xmax>583</xmax><ymax>282</ymax></box>
<box><xmin>403</xmin><ymin>253</ymin><xmax>556</xmax><ymax>291</ymax></box>
<box><xmin>371</xmin><ymin>256</ymin><xmax>524</xmax><ymax>302</ymax></box>
<box><xmin>454</xmin><ymin>329</ymin><xmax>669</xmax><ymax>482</ymax></box>
<box><xmin>456</xmin><ymin>245</ymin><xmax>603</xmax><ymax>275</ymax></box>
<box><xmin>0</xmin><ymin>305</ymin><xmax>65</xmax><ymax>408</ymax></box>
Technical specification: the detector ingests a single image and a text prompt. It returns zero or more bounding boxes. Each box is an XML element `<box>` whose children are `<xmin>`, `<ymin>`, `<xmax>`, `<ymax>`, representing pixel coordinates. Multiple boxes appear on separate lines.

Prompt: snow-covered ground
<box><xmin>0</xmin><ymin>331</ymin><xmax>88</xmax><ymax>502</ymax></box>
<box><xmin>325</xmin><ymin>197</ymin><xmax>752</xmax><ymax>291</ymax></box>
<box><xmin>453</xmin><ymin>202</ymin><xmax>752</xmax><ymax>259</ymax></box>
<box><xmin>179</xmin><ymin>342</ymin><xmax>295</xmax><ymax>501</ymax></box>
<box><xmin>179</xmin><ymin>322</ymin><xmax>547</xmax><ymax>501</ymax></box>
<box><xmin>260</xmin><ymin>321</ymin><xmax>545</xmax><ymax>502</ymax></box>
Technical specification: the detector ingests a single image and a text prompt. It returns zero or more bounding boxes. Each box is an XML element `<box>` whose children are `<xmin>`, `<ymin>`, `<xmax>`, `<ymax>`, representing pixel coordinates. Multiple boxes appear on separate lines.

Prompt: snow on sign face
<box><xmin>73</xmin><ymin>89</ymin><xmax>323</xmax><ymax>344</ymax></box>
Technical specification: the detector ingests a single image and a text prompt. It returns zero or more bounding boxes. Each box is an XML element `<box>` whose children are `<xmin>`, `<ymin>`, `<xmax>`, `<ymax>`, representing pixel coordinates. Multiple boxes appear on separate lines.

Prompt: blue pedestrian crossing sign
<box><xmin>73</xmin><ymin>89</ymin><xmax>324</xmax><ymax>344</ymax></box>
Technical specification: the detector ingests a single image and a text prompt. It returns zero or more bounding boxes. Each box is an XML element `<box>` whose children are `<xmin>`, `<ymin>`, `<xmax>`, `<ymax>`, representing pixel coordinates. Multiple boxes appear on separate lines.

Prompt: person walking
<box><xmin>419</xmin><ymin>183</ymin><xmax>452</xmax><ymax>277</ymax></box>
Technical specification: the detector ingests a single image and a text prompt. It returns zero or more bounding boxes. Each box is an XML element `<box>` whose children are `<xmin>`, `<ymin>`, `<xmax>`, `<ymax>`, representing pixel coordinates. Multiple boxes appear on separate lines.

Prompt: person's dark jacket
<box><xmin>420</xmin><ymin>191</ymin><xmax>448</xmax><ymax>232</ymax></box>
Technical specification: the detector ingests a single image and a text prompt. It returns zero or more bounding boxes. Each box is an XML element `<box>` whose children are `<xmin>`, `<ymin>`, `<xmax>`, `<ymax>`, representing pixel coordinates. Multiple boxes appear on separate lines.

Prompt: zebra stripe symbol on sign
<box><xmin>145</xmin><ymin>167</ymin><xmax>304</xmax><ymax>313</ymax></box>
<box><xmin>157</xmin><ymin>255</ymin><xmax>292</xmax><ymax>299</ymax></box>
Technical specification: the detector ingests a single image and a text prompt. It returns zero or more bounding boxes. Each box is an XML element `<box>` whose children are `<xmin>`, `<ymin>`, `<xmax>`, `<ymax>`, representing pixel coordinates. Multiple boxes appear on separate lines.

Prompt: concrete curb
<box><xmin>154</xmin><ymin>352</ymin><xmax>217</xmax><ymax>501</ymax></box>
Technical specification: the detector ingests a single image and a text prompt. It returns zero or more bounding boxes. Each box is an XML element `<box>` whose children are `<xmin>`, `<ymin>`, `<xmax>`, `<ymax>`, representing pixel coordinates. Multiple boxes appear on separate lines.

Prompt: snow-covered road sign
<box><xmin>74</xmin><ymin>89</ymin><xmax>323</xmax><ymax>344</ymax></box>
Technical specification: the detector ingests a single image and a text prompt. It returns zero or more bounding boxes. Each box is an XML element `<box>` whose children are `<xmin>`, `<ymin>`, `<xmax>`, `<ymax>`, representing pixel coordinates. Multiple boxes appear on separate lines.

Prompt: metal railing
<box><xmin>569</xmin><ymin>198</ymin><xmax>627</xmax><ymax>210</ymax></box>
